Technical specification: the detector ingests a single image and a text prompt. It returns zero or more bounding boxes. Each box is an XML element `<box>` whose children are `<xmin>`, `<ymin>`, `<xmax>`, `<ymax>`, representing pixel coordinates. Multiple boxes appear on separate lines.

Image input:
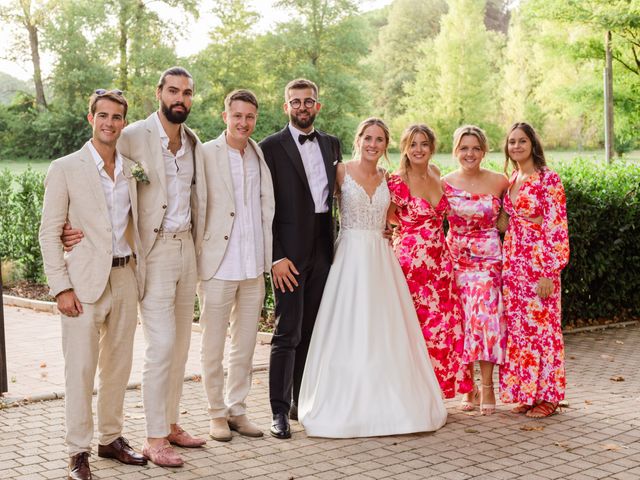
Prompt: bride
<box><xmin>298</xmin><ymin>118</ymin><xmax>447</xmax><ymax>438</ymax></box>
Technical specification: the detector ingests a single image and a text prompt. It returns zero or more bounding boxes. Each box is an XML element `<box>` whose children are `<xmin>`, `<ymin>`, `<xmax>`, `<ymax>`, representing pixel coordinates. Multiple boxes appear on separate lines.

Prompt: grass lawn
<box><xmin>2</xmin><ymin>149</ymin><xmax>638</xmax><ymax>175</ymax></box>
<box><xmin>1</xmin><ymin>158</ymin><xmax>51</xmax><ymax>174</ymax></box>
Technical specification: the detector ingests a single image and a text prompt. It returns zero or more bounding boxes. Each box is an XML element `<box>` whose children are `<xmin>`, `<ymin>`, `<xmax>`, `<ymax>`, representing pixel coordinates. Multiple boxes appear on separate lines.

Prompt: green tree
<box><xmin>402</xmin><ymin>0</ymin><xmax>505</xmax><ymax>150</ymax></box>
<box><xmin>0</xmin><ymin>0</ymin><xmax>56</xmax><ymax>108</ymax></box>
<box><xmin>106</xmin><ymin>0</ymin><xmax>196</xmax><ymax>117</ymax></box>
<box><xmin>265</xmin><ymin>0</ymin><xmax>370</xmax><ymax>147</ymax></box>
<box><xmin>367</xmin><ymin>0</ymin><xmax>447</xmax><ymax>120</ymax></box>
<box><xmin>188</xmin><ymin>0</ymin><xmax>265</xmax><ymax>140</ymax></box>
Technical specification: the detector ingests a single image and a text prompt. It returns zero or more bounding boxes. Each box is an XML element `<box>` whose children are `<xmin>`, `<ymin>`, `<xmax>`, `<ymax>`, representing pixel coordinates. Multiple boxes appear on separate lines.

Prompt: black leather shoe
<box><xmin>68</xmin><ymin>452</ymin><xmax>91</xmax><ymax>480</ymax></box>
<box><xmin>289</xmin><ymin>402</ymin><xmax>298</xmax><ymax>421</ymax></box>
<box><xmin>98</xmin><ymin>436</ymin><xmax>147</xmax><ymax>466</ymax></box>
<box><xmin>270</xmin><ymin>413</ymin><xmax>291</xmax><ymax>439</ymax></box>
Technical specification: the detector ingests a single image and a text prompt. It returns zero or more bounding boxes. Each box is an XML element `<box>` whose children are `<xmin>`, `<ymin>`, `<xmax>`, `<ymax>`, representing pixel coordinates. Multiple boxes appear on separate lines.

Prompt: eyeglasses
<box><xmin>95</xmin><ymin>89</ymin><xmax>124</xmax><ymax>96</ymax></box>
<box><xmin>288</xmin><ymin>97</ymin><xmax>316</xmax><ymax>109</ymax></box>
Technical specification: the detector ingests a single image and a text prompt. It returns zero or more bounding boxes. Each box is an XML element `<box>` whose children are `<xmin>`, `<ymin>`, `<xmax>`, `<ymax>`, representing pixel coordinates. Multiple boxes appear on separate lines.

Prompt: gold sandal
<box><xmin>480</xmin><ymin>384</ymin><xmax>496</xmax><ymax>415</ymax></box>
<box><xmin>459</xmin><ymin>384</ymin><xmax>480</xmax><ymax>412</ymax></box>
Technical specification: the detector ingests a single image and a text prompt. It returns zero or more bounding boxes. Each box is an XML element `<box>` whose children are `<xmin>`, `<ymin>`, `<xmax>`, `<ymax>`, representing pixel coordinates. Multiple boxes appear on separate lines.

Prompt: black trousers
<box><xmin>269</xmin><ymin>213</ymin><xmax>332</xmax><ymax>415</ymax></box>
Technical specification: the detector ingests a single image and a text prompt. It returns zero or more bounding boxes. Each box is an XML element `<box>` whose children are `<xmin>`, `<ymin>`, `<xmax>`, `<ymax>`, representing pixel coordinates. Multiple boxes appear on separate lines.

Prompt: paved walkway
<box><xmin>1</xmin><ymin>305</ymin><xmax>271</xmax><ymax>401</ymax></box>
<box><xmin>1</xmin><ymin>306</ymin><xmax>640</xmax><ymax>479</ymax></box>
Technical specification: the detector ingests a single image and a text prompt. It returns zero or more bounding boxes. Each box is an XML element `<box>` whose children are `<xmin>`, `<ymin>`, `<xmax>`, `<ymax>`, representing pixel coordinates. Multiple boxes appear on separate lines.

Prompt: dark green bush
<box><xmin>0</xmin><ymin>168</ymin><xmax>46</xmax><ymax>282</ymax></box>
<box><xmin>2</xmin><ymin>158</ymin><xmax>639</xmax><ymax>326</ymax></box>
<box><xmin>557</xmin><ymin>158</ymin><xmax>640</xmax><ymax>324</ymax></box>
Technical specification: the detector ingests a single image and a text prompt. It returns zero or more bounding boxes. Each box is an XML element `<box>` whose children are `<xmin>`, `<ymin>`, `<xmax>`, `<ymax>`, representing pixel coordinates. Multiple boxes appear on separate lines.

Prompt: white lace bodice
<box><xmin>338</xmin><ymin>172</ymin><xmax>390</xmax><ymax>232</ymax></box>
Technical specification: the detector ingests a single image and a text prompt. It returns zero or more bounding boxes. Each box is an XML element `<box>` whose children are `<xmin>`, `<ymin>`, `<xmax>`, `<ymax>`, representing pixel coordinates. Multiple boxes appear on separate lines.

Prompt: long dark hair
<box><xmin>504</xmin><ymin>122</ymin><xmax>547</xmax><ymax>173</ymax></box>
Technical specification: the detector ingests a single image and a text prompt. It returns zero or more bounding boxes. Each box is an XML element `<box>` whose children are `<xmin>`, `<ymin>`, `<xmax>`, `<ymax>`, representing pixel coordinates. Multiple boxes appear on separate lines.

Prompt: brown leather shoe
<box><xmin>98</xmin><ymin>436</ymin><xmax>147</xmax><ymax>466</ymax></box>
<box><xmin>68</xmin><ymin>452</ymin><xmax>91</xmax><ymax>480</ymax></box>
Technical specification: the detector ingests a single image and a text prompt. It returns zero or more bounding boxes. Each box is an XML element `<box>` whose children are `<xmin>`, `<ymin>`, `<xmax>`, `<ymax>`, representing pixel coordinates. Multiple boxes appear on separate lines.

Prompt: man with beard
<box><xmin>62</xmin><ymin>67</ymin><xmax>208</xmax><ymax>467</ymax></box>
<box><xmin>259</xmin><ymin>78</ymin><xmax>342</xmax><ymax>439</ymax></box>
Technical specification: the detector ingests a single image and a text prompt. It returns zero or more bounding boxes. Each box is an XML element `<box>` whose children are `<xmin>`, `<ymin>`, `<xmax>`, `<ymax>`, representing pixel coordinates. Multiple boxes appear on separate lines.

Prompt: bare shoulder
<box><xmin>429</xmin><ymin>163</ymin><xmax>442</xmax><ymax>177</ymax></box>
<box><xmin>442</xmin><ymin>169</ymin><xmax>458</xmax><ymax>183</ymax></box>
<box><xmin>482</xmin><ymin>169</ymin><xmax>509</xmax><ymax>191</ymax></box>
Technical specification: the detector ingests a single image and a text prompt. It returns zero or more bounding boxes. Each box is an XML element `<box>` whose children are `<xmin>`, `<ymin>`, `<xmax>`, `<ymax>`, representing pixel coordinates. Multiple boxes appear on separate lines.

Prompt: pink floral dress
<box><xmin>444</xmin><ymin>182</ymin><xmax>506</xmax><ymax>365</ymax></box>
<box><xmin>498</xmin><ymin>168</ymin><xmax>569</xmax><ymax>405</ymax></box>
<box><xmin>388</xmin><ymin>175</ymin><xmax>473</xmax><ymax>398</ymax></box>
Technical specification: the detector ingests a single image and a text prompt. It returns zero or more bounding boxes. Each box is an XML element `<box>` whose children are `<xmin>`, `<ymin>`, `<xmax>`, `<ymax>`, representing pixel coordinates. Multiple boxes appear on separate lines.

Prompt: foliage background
<box><xmin>0</xmin><ymin>0</ymin><xmax>638</xmax><ymax>156</ymax></box>
<box><xmin>2</xmin><ymin>161</ymin><xmax>639</xmax><ymax>326</ymax></box>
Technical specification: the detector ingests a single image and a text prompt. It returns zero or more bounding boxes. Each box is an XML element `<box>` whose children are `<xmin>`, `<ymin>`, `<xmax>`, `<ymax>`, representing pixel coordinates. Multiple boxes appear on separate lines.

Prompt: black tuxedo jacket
<box><xmin>260</xmin><ymin>125</ymin><xmax>342</xmax><ymax>269</ymax></box>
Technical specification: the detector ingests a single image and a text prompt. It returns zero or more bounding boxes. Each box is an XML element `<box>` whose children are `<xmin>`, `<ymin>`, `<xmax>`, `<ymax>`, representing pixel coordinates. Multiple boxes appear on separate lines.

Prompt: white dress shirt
<box><xmin>154</xmin><ymin>113</ymin><xmax>193</xmax><ymax>232</ymax></box>
<box><xmin>288</xmin><ymin>123</ymin><xmax>329</xmax><ymax>213</ymax></box>
<box><xmin>214</xmin><ymin>142</ymin><xmax>265</xmax><ymax>281</ymax></box>
<box><xmin>87</xmin><ymin>141</ymin><xmax>132</xmax><ymax>257</ymax></box>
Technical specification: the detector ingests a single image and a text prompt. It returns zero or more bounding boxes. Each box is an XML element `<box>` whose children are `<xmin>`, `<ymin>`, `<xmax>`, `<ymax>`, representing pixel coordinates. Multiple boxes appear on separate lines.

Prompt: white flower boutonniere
<box><xmin>130</xmin><ymin>163</ymin><xmax>150</xmax><ymax>184</ymax></box>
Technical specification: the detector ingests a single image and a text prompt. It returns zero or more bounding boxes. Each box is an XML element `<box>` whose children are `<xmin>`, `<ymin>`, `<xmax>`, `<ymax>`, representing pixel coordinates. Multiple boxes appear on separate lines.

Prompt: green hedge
<box><xmin>1</xmin><ymin>168</ymin><xmax>46</xmax><ymax>283</ymax></box>
<box><xmin>556</xmin><ymin>158</ymin><xmax>640</xmax><ymax>324</ymax></box>
<box><xmin>2</xmin><ymin>160</ymin><xmax>639</xmax><ymax>325</ymax></box>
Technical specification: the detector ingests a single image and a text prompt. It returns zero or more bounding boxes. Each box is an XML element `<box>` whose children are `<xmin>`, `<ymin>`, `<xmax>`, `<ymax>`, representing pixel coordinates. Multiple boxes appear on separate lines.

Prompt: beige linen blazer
<box><xmin>117</xmin><ymin>113</ymin><xmax>207</xmax><ymax>258</ymax></box>
<box><xmin>39</xmin><ymin>143</ymin><xmax>145</xmax><ymax>304</ymax></box>
<box><xmin>197</xmin><ymin>133</ymin><xmax>275</xmax><ymax>281</ymax></box>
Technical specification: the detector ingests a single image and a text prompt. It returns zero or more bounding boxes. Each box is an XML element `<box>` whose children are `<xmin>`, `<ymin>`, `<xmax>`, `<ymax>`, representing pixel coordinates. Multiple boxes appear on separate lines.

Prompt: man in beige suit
<box><xmin>63</xmin><ymin>67</ymin><xmax>208</xmax><ymax>468</ymax></box>
<box><xmin>198</xmin><ymin>89</ymin><xmax>274</xmax><ymax>442</ymax></box>
<box><xmin>39</xmin><ymin>90</ymin><xmax>147</xmax><ymax>480</ymax></box>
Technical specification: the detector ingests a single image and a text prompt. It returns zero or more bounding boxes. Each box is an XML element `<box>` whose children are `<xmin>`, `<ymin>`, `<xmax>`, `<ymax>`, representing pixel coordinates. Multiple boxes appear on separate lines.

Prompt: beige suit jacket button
<box><xmin>224</xmin><ymin>235</ymin><xmax>229</xmax><ymax>240</ymax></box>
<box><xmin>162</xmin><ymin>204</ymin><xmax>167</xmax><ymax>209</ymax></box>
<box><xmin>230</xmin><ymin>212</ymin><xmax>235</xmax><ymax>217</ymax></box>
<box><xmin>154</xmin><ymin>228</ymin><xmax>159</xmax><ymax>233</ymax></box>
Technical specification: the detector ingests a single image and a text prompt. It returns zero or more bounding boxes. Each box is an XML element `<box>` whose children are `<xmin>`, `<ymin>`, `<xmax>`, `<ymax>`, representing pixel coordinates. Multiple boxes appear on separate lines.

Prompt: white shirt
<box><xmin>288</xmin><ymin>123</ymin><xmax>329</xmax><ymax>213</ymax></box>
<box><xmin>87</xmin><ymin>141</ymin><xmax>132</xmax><ymax>257</ymax></box>
<box><xmin>214</xmin><ymin>142</ymin><xmax>265</xmax><ymax>281</ymax></box>
<box><xmin>154</xmin><ymin>112</ymin><xmax>193</xmax><ymax>232</ymax></box>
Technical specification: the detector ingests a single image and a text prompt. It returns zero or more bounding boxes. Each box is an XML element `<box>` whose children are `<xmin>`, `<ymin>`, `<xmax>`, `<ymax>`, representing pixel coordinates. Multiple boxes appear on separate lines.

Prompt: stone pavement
<box><xmin>1</xmin><ymin>306</ymin><xmax>640</xmax><ymax>479</ymax></box>
<box><xmin>1</xmin><ymin>305</ymin><xmax>271</xmax><ymax>402</ymax></box>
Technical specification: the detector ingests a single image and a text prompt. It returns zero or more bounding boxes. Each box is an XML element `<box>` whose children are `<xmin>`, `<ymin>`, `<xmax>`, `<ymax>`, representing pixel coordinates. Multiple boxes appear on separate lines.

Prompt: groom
<box><xmin>260</xmin><ymin>78</ymin><xmax>342</xmax><ymax>439</ymax></box>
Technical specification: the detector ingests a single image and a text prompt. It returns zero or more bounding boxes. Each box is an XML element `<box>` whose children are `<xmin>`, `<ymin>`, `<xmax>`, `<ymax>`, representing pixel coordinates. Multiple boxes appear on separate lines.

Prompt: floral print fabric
<box><xmin>444</xmin><ymin>181</ymin><xmax>506</xmax><ymax>365</ymax></box>
<box><xmin>499</xmin><ymin>168</ymin><xmax>570</xmax><ymax>405</ymax></box>
<box><xmin>388</xmin><ymin>174</ymin><xmax>472</xmax><ymax>398</ymax></box>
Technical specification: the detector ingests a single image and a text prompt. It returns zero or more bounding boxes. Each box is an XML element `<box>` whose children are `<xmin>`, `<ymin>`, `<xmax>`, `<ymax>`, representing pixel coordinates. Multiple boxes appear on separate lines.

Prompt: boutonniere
<box><xmin>130</xmin><ymin>163</ymin><xmax>150</xmax><ymax>184</ymax></box>
<box><xmin>333</xmin><ymin>160</ymin><xmax>339</xmax><ymax>166</ymax></box>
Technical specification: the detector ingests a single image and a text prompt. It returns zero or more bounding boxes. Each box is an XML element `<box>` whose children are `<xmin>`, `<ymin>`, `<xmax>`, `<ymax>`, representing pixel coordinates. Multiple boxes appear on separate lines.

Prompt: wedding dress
<box><xmin>298</xmin><ymin>170</ymin><xmax>448</xmax><ymax>438</ymax></box>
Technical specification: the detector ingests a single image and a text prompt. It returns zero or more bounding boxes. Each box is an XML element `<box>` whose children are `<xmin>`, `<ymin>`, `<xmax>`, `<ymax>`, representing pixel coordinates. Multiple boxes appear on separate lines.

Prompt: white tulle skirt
<box><xmin>299</xmin><ymin>229</ymin><xmax>448</xmax><ymax>438</ymax></box>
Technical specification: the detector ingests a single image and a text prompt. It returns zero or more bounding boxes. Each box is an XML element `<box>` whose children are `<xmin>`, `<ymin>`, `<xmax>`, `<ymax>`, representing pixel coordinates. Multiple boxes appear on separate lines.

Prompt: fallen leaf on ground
<box><xmin>569</xmin><ymin>355</ymin><xmax>576</xmax><ymax>360</ymax></box>
<box><xmin>601</xmin><ymin>354</ymin><xmax>613</xmax><ymax>361</ymax></box>
<box><xmin>615</xmin><ymin>340</ymin><xmax>624</xmax><ymax>344</ymax></box>
<box><xmin>602</xmin><ymin>443</ymin><xmax>628</xmax><ymax>451</ymax></box>
<box><xmin>520</xmin><ymin>424</ymin><xmax>545</xmax><ymax>431</ymax></box>
<box><xmin>558</xmin><ymin>400</ymin><xmax>570</xmax><ymax>408</ymax></box>
<box><xmin>554</xmin><ymin>441</ymin><xmax>570</xmax><ymax>449</ymax></box>
<box><xmin>464</xmin><ymin>428</ymin><xmax>478</xmax><ymax>433</ymax></box>
<box><xmin>610</xmin><ymin>376</ymin><xmax>625</xmax><ymax>382</ymax></box>
<box><xmin>135</xmin><ymin>402</ymin><xmax>143</xmax><ymax>408</ymax></box>
<box><xmin>40</xmin><ymin>362</ymin><xmax>47</xmax><ymax>368</ymax></box>
<box><xmin>180</xmin><ymin>409</ymin><xmax>188</xmax><ymax>414</ymax></box>
<box><xmin>584</xmin><ymin>400</ymin><xmax>593</xmax><ymax>405</ymax></box>
<box><xmin>192</xmin><ymin>375</ymin><xmax>202</xmax><ymax>382</ymax></box>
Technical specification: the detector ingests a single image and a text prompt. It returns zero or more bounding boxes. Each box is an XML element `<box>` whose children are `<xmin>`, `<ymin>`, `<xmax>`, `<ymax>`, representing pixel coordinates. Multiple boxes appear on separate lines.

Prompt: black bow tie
<box><xmin>298</xmin><ymin>131</ymin><xmax>317</xmax><ymax>144</ymax></box>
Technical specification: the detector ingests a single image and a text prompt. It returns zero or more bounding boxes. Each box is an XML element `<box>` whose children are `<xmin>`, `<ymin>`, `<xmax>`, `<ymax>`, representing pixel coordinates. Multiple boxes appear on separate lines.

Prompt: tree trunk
<box><xmin>20</xmin><ymin>0</ymin><xmax>47</xmax><ymax>108</ymax></box>
<box><xmin>118</xmin><ymin>4</ymin><xmax>128</xmax><ymax>92</ymax></box>
<box><xmin>27</xmin><ymin>22</ymin><xmax>46</xmax><ymax>108</ymax></box>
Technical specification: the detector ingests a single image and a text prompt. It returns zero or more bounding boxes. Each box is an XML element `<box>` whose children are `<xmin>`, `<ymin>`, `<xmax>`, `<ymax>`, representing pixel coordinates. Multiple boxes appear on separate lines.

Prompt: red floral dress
<box><xmin>444</xmin><ymin>182</ymin><xmax>506</xmax><ymax>365</ymax></box>
<box><xmin>388</xmin><ymin>175</ymin><xmax>473</xmax><ymax>398</ymax></box>
<box><xmin>499</xmin><ymin>168</ymin><xmax>570</xmax><ymax>405</ymax></box>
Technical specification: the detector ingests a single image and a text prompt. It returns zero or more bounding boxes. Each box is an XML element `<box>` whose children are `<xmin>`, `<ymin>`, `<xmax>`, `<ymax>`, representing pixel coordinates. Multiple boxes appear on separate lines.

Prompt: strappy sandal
<box><xmin>480</xmin><ymin>384</ymin><xmax>496</xmax><ymax>415</ymax></box>
<box><xmin>459</xmin><ymin>384</ymin><xmax>480</xmax><ymax>411</ymax></box>
<box><xmin>511</xmin><ymin>403</ymin><xmax>533</xmax><ymax>414</ymax></box>
<box><xmin>525</xmin><ymin>401</ymin><xmax>559</xmax><ymax>418</ymax></box>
